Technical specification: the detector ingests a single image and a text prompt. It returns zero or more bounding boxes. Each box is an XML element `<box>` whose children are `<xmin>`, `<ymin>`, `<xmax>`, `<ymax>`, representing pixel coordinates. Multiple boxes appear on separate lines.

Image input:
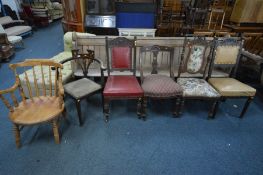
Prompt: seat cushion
<box><xmin>177</xmin><ymin>78</ymin><xmax>220</xmax><ymax>98</ymax></box>
<box><xmin>9</xmin><ymin>96</ymin><xmax>64</xmax><ymax>125</ymax></box>
<box><xmin>5</xmin><ymin>26</ymin><xmax>32</xmax><ymax>36</ymax></box>
<box><xmin>142</xmin><ymin>74</ymin><xmax>183</xmax><ymax>97</ymax></box>
<box><xmin>103</xmin><ymin>75</ymin><xmax>143</xmax><ymax>97</ymax></box>
<box><xmin>208</xmin><ymin>78</ymin><xmax>256</xmax><ymax>97</ymax></box>
<box><xmin>64</xmin><ymin>78</ymin><xmax>101</xmax><ymax>99</ymax></box>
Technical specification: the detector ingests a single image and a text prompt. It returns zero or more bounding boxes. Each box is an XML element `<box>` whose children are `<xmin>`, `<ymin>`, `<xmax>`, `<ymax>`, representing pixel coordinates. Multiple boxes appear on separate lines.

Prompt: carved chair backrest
<box><xmin>105</xmin><ymin>36</ymin><xmax>136</xmax><ymax>76</ymax></box>
<box><xmin>61</xmin><ymin>49</ymin><xmax>105</xmax><ymax>86</ymax></box>
<box><xmin>0</xmin><ymin>59</ymin><xmax>64</xmax><ymax>113</ymax></box>
<box><xmin>139</xmin><ymin>45</ymin><xmax>175</xmax><ymax>82</ymax></box>
<box><xmin>178</xmin><ymin>36</ymin><xmax>211</xmax><ymax>79</ymax></box>
<box><xmin>208</xmin><ymin>37</ymin><xmax>243</xmax><ymax>78</ymax></box>
<box><xmin>70</xmin><ymin>49</ymin><xmax>95</xmax><ymax>78</ymax></box>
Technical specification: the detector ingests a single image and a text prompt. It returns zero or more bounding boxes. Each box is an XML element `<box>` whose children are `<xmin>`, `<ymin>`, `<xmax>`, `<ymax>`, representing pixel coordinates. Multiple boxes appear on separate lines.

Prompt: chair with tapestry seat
<box><xmin>208</xmin><ymin>38</ymin><xmax>256</xmax><ymax>118</ymax></box>
<box><xmin>0</xmin><ymin>59</ymin><xmax>64</xmax><ymax>148</ymax></box>
<box><xmin>103</xmin><ymin>37</ymin><xmax>143</xmax><ymax>122</ymax></box>
<box><xmin>177</xmin><ymin>37</ymin><xmax>220</xmax><ymax>119</ymax></box>
<box><xmin>139</xmin><ymin>45</ymin><xmax>183</xmax><ymax>119</ymax></box>
<box><xmin>60</xmin><ymin>49</ymin><xmax>105</xmax><ymax>126</ymax></box>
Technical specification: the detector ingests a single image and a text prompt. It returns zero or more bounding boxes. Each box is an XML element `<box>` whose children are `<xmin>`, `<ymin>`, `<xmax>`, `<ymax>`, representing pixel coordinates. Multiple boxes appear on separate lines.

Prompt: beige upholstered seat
<box><xmin>208</xmin><ymin>38</ymin><xmax>256</xmax><ymax>118</ymax></box>
<box><xmin>208</xmin><ymin>78</ymin><xmax>256</xmax><ymax>97</ymax></box>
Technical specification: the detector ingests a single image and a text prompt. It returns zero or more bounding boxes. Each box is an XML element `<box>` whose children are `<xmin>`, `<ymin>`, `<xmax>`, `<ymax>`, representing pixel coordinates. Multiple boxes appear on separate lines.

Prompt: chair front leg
<box><xmin>142</xmin><ymin>96</ymin><xmax>147</xmax><ymax>121</ymax></box>
<box><xmin>52</xmin><ymin>120</ymin><xmax>60</xmax><ymax>144</ymax></box>
<box><xmin>137</xmin><ymin>97</ymin><xmax>142</xmax><ymax>118</ymax></box>
<box><xmin>103</xmin><ymin>98</ymin><xmax>110</xmax><ymax>123</ymax></box>
<box><xmin>208</xmin><ymin>99</ymin><xmax>219</xmax><ymax>119</ymax></box>
<box><xmin>179</xmin><ymin>98</ymin><xmax>185</xmax><ymax>115</ymax></box>
<box><xmin>240</xmin><ymin>96</ymin><xmax>254</xmax><ymax>118</ymax></box>
<box><xmin>13</xmin><ymin>124</ymin><xmax>21</xmax><ymax>148</ymax></box>
<box><xmin>173</xmin><ymin>96</ymin><xmax>181</xmax><ymax>117</ymax></box>
<box><xmin>76</xmin><ymin>99</ymin><xmax>83</xmax><ymax>126</ymax></box>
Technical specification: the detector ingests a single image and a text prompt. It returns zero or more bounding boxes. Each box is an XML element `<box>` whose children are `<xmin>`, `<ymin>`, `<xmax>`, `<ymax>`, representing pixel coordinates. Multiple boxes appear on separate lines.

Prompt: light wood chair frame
<box><xmin>0</xmin><ymin>59</ymin><xmax>64</xmax><ymax>148</ymax></box>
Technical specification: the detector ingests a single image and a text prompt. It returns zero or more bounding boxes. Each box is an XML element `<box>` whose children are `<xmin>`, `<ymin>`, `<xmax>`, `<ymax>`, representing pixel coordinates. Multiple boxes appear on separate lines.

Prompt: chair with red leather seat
<box><xmin>103</xmin><ymin>37</ymin><xmax>143</xmax><ymax>122</ymax></box>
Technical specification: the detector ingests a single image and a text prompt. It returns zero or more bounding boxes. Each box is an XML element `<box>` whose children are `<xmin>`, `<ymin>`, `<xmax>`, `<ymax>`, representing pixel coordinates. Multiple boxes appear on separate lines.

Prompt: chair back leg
<box><xmin>240</xmin><ymin>97</ymin><xmax>254</xmax><ymax>118</ymax></box>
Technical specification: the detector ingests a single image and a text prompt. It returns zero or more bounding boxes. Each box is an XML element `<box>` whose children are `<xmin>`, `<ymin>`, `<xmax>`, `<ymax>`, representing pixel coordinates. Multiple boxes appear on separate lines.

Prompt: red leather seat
<box><xmin>103</xmin><ymin>75</ymin><xmax>143</xmax><ymax>97</ymax></box>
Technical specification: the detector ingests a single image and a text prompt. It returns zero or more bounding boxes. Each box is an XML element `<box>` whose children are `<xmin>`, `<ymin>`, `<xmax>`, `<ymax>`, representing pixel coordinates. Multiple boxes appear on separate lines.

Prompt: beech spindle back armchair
<box><xmin>0</xmin><ymin>59</ymin><xmax>64</xmax><ymax>148</ymax></box>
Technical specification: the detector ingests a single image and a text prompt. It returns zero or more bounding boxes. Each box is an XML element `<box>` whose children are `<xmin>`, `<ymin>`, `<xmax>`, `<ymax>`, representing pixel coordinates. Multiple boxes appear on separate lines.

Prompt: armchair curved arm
<box><xmin>0</xmin><ymin>77</ymin><xmax>20</xmax><ymax>112</ymax></box>
<box><xmin>60</xmin><ymin>57</ymin><xmax>106</xmax><ymax>87</ymax></box>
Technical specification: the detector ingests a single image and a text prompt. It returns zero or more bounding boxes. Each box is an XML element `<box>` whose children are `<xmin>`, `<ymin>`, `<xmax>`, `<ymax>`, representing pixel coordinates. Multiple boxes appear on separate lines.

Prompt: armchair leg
<box><xmin>240</xmin><ymin>97</ymin><xmax>253</xmax><ymax>118</ymax></box>
<box><xmin>208</xmin><ymin>99</ymin><xmax>219</xmax><ymax>119</ymax></box>
<box><xmin>76</xmin><ymin>99</ymin><xmax>83</xmax><ymax>126</ymax></box>
<box><xmin>13</xmin><ymin>124</ymin><xmax>21</xmax><ymax>148</ymax></box>
<box><xmin>52</xmin><ymin>120</ymin><xmax>60</xmax><ymax>144</ymax></box>
<box><xmin>103</xmin><ymin>98</ymin><xmax>110</xmax><ymax>123</ymax></box>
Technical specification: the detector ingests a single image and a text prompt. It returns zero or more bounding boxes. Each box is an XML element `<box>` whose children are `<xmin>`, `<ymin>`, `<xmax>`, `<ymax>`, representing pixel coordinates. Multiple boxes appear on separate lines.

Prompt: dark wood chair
<box><xmin>60</xmin><ymin>49</ymin><xmax>106</xmax><ymax>126</ymax></box>
<box><xmin>208</xmin><ymin>38</ymin><xmax>256</xmax><ymax>118</ymax></box>
<box><xmin>0</xmin><ymin>59</ymin><xmax>64</xmax><ymax>148</ymax></box>
<box><xmin>139</xmin><ymin>45</ymin><xmax>183</xmax><ymax>119</ymax></box>
<box><xmin>103</xmin><ymin>37</ymin><xmax>143</xmax><ymax>122</ymax></box>
<box><xmin>177</xmin><ymin>36</ymin><xmax>220</xmax><ymax>119</ymax></box>
<box><xmin>0</xmin><ymin>33</ymin><xmax>15</xmax><ymax>62</ymax></box>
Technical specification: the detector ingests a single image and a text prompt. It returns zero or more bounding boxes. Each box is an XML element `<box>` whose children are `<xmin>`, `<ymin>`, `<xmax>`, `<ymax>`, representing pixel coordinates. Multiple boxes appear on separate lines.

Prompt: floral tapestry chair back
<box><xmin>178</xmin><ymin>36</ymin><xmax>211</xmax><ymax>79</ymax></box>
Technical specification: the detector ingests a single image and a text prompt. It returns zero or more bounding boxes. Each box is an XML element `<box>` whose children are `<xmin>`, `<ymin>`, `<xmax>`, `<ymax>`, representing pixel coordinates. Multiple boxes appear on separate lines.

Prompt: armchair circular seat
<box><xmin>9</xmin><ymin>96</ymin><xmax>64</xmax><ymax>125</ymax></box>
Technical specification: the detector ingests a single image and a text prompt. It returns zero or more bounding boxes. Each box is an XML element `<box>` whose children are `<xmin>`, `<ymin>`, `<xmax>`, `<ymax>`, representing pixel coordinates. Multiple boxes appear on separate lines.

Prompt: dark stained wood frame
<box><xmin>208</xmin><ymin>37</ymin><xmax>255</xmax><ymax>118</ymax></box>
<box><xmin>178</xmin><ymin>36</ymin><xmax>220</xmax><ymax>119</ymax></box>
<box><xmin>60</xmin><ymin>49</ymin><xmax>106</xmax><ymax>126</ymax></box>
<box><xmin>104</xmin><ymin>36</ymin><xmax>143</xmax><ymax>122</ymax></box>
<box><xmin>139</xmin><ymin>45</ymin><xmax>182</xmax><ymax>119</ymax></box>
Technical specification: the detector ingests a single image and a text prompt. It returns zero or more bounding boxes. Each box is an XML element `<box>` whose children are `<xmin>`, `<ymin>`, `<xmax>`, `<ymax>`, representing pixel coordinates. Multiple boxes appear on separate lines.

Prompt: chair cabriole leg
<box><xmin>142</xmin><ymin>97</ymin><xmax>147</xmax><ymax>121</ymax></box>
<box><xmin>173</xmin><ymin>97</ymin><xmax>181</xmax><ymax>117</ymax></box>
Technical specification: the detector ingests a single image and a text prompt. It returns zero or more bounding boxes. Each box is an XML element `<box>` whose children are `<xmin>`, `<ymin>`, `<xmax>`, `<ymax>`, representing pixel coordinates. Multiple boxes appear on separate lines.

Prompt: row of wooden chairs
<box><xmin>0</xmin><ymin>36</ymin><xmax>256</xmax><ymax>148</ymax></box>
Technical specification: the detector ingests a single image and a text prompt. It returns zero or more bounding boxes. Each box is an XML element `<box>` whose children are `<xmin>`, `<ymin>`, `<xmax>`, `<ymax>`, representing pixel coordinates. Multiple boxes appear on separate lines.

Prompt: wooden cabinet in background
<box><xmin>61</xmin><ymin>0</ymin><xmax>85</xmax><ymax>33</ymax></box>
<box><xmin>230</xmin><ymin>0</ymin><xmax>263</xmax><ymax>24</ymax></box>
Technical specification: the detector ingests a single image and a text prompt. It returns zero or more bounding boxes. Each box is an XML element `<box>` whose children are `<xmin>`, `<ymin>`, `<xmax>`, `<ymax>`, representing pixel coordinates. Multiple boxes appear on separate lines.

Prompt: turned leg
<box><xmin>137</xmin><ymin>97</ymin><xmax>142</xmax><ymax>118</ymax></box>
<box><xmin>104</xmin><ymin>98</ymin><xmax>110</xmax><ymax>123</ymax></box>
<box><xmin>52</xmin><ymin>120</ymin><xmax>60</xmax><ymax>144</ymax></box>
<box><xmin>142</xmin><ymin>97</ymin><xmax>147</xmax><ymax>121</ymax></box>
<box><xmin>240</xmin><ymin>97</ymin><xmax>253</xmax><ymax>118</ymax></box>
<box><xmin>13</xmin><ymin>124</ymin><xmax>21</xmax><ymax>148</ymax></box>
<box><xmin>62</xmin><ymin>108</ymin><xmax>67</xmax><ymax>119</ymax></box>
<box><xmin>208</xmin><ymin>99</ymin><xmax>219</xmax><ymax>119</ymax></box>
<box><xmin>173</xmin><ymin>97</ymin><xmax>181</xmax><ymax>117</ymax></box>
<box><xmin>75</xmin><ymin>99</ymin><xmax>83</xmax><ymax>126</ymax></box>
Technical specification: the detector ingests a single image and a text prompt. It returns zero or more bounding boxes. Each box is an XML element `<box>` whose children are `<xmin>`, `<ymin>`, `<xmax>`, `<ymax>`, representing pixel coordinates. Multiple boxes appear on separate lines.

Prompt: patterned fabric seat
<box><xmin>177</xmin><ymin>78</ymin><xmax>220</xmax><ymax>98</ymax></box>
<box><xmin>142</xmin><ymin>74</ymin><xmax>183</xmax><ymax>98</ymax></box>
